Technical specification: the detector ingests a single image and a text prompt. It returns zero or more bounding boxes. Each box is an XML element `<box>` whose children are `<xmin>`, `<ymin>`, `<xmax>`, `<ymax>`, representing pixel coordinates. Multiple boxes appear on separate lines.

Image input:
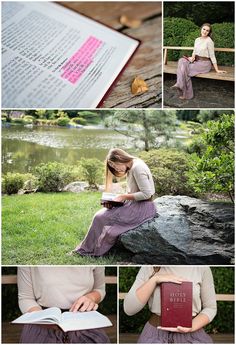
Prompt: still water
<box><xmin>2</xmin><ymin>125</ymin><xmax>134</xmax><ymax>174</ymax></box>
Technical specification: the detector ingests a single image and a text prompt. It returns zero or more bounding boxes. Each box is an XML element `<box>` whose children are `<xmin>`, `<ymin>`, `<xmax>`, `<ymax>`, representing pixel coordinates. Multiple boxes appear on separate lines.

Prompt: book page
<box><xmin>101</xmin><ymin>192</ymin><xmax>120</xmax><ymax>201</ymax></box>
<box><xmin>2</xmin><ymin>2</ymin><xmax>139</xmax><ymax>108</ymax></box>
<box><xmin>60</xmin><ymin>310</ymin><xmax>112</xmax><ymax>332</ymax></box>
<box><xmin>12</xmin><ymin>307</ymin><xmax>61</xmax><ymax>324</ymax></box>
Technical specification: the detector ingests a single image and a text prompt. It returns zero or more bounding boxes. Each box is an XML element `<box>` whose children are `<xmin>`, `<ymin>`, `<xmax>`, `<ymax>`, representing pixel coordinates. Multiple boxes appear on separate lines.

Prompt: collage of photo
<box><xmin>1</xmin><ymin>1</ymin><xmax>235</xmax><ymax>344</ymax></box>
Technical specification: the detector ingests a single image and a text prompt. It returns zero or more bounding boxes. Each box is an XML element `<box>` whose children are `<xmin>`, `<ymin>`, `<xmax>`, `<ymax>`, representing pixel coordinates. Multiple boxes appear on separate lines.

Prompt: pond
<box><xmin>2</xmin><ymin>125</ymin><xmax>134</xmax><ymax>174</ymax></box>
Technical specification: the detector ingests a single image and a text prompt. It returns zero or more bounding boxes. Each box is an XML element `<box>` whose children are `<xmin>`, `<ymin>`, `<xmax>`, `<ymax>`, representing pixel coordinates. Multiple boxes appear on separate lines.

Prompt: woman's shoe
<box><xmin>66</xmin><ymin>249</ymin><xmax>78</xmax><ymax>256</ymax></box>
<box><xmin>170</xmin><ymin>84</ymin><xmax>180</xmax><ymax>89</ymax></box>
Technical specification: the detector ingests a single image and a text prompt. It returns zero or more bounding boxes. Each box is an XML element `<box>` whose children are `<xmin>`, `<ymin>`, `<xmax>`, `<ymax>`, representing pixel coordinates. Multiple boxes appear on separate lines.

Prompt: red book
<box><xmin>160</xmin><ymin>282</ymin><xmax>193</xmax><ymax>328</ymax></box>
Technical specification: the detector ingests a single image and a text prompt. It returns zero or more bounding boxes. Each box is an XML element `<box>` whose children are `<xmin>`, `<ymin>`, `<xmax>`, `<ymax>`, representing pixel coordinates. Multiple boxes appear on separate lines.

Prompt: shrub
<box><xmin>72</xmin><ymin>117</ymin><xmax>87</xmax><ymax>126</ymax></box>
<box><xmin>212</xmin><ymin>23</ymin><xmax>234</xmax><ymax>66</ymax></box>
<box><xmin>79</xmin><ymin>158</ymin><xmax>104</xmax><ymax>188</ymax></box>
<box><xmin>164</xmin><ymin>17</ymin><xmax>198</xmax><ymax>60</ymax></box>
<box><xmin>35</xmin><ymin>162</ymin><xmax>75</xmax><ymax>192</ymax></box>
<box><xmin>12</xmin><ymin>118</ymin><xmax>25</xmax><ymax>125</ymax></box>
<box><xmin>139</xmin><ymin>149</ymin><xmax>195</xmax><ymax>196</ymax></box>
<box><xmin>2</xmin><ymin>173</ymin><xmax>25</xmax><ymax>194</ymax></box>
<box><xmin>23</xmin><ymin>115</ymin><xmax>34</xmax><ymax>123</ymax></box>
<box><xmin>56</xmin><ymin>117</ymin><xmax>70</xmax><ymax>127</ymax></box>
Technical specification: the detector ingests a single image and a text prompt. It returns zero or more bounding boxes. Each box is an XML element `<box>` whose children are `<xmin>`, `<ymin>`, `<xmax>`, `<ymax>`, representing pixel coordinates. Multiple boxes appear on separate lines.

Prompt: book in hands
<box><xmin>160</xmin><ymin>281</ymin><xmax>193</xmax><ymax>328</ymax></box>
<box><xmin>101</xmin><ymin>192</ymin><xmax>124</xmax><ymax>207</ymax></box>
<box><xmin>12</xmin><ymin>307</ymin><xmax>112</xmax><ymax>332</ymax></box>
<box><xmin>2</xmin><ymin>2</ymin><xmax>140</xmax><ymax>108</ymax></box>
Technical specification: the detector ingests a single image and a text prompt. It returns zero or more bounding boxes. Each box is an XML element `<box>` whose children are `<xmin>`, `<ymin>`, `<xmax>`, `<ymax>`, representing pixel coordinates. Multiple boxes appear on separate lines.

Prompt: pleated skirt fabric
<box><xmin>20</xmin><ymin>324</ymin><xmax>110</xmax><ymax>343</ymax></box>
<box><xmin>138</xmin><ymin>321</ymin><xmax>213</xmax><ymax>344</ymax></box>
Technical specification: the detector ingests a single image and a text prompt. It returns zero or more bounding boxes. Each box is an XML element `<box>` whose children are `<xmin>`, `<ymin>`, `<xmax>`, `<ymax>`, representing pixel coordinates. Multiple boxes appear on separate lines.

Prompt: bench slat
<box><xmin>119</xmin><ymin>292</ymin><xmax>234</xmax><ymax>301</ymax></box>
<box><xmin>2</xmin><ymin>275</ymin><xmax>116</xmax><ymax>284</ymax></box>
<box><xmin>164</xmin><ymin>61</ymin><xmax>234</xmax><ymax>81</ymax></box>
<box><xmin>163</xmin><ymin>46</ymin><xmax>235</xmax><ymax>53</ymax></box>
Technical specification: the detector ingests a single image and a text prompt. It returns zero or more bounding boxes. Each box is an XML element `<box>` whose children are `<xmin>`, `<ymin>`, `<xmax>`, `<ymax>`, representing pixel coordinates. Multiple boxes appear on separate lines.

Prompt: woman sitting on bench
<box><xmin>172</xmin><ymin>23</ymin><xmax>226</xmax><ymax>100</ymax></box>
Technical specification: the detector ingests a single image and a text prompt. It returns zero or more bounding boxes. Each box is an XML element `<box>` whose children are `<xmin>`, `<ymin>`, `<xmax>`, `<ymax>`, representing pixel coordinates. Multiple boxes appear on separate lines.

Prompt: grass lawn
<box><xmin>2</xmin><ymin>192</ymin><xmax>122</xmax><ymax>265</ymax></box>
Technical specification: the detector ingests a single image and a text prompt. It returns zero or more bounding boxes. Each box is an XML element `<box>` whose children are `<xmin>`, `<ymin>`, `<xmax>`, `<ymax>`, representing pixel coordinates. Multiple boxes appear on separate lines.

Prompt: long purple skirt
<box><xmin>76</xmin><ymin>200</ymin><xmax>156</xmax><ymax>256</ymax></box>
<box><xmin>138</xmin><ymin>322</ymin><xmax>213</xmax><ymax>344</ymax></box>
<box><xmin>20</xmin><ymin>324</ymin><xmax>110</xmax><ymax>343</ymax></box>
<box><xmin>175</xmin><ymin>58</ymin><xmax>212</xmax><ymax>99</ymax></box>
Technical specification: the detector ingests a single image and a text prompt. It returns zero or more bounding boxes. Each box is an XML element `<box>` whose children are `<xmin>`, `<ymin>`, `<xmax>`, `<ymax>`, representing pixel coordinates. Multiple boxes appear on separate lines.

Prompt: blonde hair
<box><xmin>105</xmin><ymin>148</ymin><xmax>135</xmax><ymax>191</ymax></box>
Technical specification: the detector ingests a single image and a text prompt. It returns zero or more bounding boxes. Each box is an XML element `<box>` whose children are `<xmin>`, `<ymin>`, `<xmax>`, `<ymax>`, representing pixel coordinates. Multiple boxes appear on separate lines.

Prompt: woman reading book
<box><xmin>71</xmin><ymin>148</ymin><xmax>156</xmax><ymax>257</ymax></box>
<box><xmin>17</xmin><ymin>267</ymin><xmax>110</xmax><ymax>343</ymax></box>
<box><xmin>171</xmin><ymin>23</ymin><xmax>226</xmax><ymax>100</ymax></box>
<box><xmin>124</xmin><ymin>266</ymin><xmax>217</xmax><ymax>343</ymax></box>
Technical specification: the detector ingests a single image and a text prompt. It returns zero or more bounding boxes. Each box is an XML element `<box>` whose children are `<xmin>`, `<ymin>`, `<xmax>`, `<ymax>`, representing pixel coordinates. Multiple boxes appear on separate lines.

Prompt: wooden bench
<box><xmin>119</xmin><ymin>292</ymin><xmax>234</xmax><ymax>344</ymax></box>
<box><xmin>2</xmin><ymin>274</ymin><xmax>117</xmax><ymax>344</ymax></box>
<box><xmin>163</xmin><ymin>46</ymin><xmax>235</xmax><ymax>82</ymax></box>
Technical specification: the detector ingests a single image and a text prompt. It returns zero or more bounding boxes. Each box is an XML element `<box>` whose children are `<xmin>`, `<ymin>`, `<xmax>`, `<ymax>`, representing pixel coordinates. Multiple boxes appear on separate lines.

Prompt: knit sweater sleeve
<box><xmin>131</xmin><ymin>164</ymin><xmax>155</xmax><ymax>201</ymax></box>
<box><xmin>92</xmin><ymin>267</ymin><xmax>106</xmax><ymax>302</ymax></box>
<box><xmin>199</xmin><ymin>268</ymin><xmax>217</xmax><ymax>322</ymax></box>
<box><xmin>124</xmin><ymin>267</ymin><xmax>150</xmax><ymax>315</ymax></box>
<box><xmin>17</xmin><ymin>267</ymin><xmax>42</xmax><ymax>314</ymax></box>
<box><xmin>207</xmin><ymin>38</ymin><xmax>217</xmax><ymax>64</ymax></box>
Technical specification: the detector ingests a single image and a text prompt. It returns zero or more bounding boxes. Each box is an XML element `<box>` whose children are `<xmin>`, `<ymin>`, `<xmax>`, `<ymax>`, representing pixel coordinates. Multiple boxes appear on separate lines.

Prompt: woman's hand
<box><xmin>216</xmin><ymin>69</ymin><xmax>227</xmax><ymax>74</ymax></box>
<box><xmin>188</xmin><ymin>56</ymin><xmax>195</xmax><ymax>63</ymax></box>
<box><xmin>70</xmin><ymin>296</ymin><xmax>98</xmax><ymax>312</ymax></box>
<box><xmin>113</xmin><ymin>195</ymin><xmax>126</xmax><ymax>202</ymax></box>
<box><xmin>151</xmin><ymin>274</ymin><xmax>185</xmax><ymax>285</ymax></box>
<box><xmin>102</xmin><ymin>201</ymin><xmax>113</xmax><ymax>209</ymax></box>
<box><xmin>158</xmin><ymin>326</ymin><xmax>192</xmax><ymax>333</ymax></box>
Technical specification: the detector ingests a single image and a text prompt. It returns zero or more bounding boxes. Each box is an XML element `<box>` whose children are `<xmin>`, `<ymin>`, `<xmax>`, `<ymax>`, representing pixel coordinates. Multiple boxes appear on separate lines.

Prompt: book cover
<box><xmin>101</xmin><ymin>192</ymin><xmax>124</xmax><ymax>207</ymax></box>
<box><xmin>160</xmin><ymin>282</ymin><xmax>193</xmax><ymax>328</ymax></box>
<box><xmin>12</xmin><ymin>307</ymin><xmax>112</xmax><ymax>332</ymax></box>
<box><xmin>2</xmin><ymin>2</ymin><xmax>140</xmax><ymax>108</ymax></box>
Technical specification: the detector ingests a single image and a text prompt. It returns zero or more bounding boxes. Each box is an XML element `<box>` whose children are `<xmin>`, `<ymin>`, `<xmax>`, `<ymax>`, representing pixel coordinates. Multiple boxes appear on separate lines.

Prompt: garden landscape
<box><xmin>2</xmin><ymin>109</ymin><xmax>234</xmax><ymax>265</ymax></box>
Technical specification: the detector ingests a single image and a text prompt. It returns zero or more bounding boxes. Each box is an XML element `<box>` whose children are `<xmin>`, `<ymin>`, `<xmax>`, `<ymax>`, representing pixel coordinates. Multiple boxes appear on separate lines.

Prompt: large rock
<box><xmin>119</xmin><ymin>196</ymin><xmax>234</xmax><ymax>264</ymax></box>
<box><xmin>63</xmin><ymin>181</ymin><xmax>89</xmax><ymax>193</ymax></box>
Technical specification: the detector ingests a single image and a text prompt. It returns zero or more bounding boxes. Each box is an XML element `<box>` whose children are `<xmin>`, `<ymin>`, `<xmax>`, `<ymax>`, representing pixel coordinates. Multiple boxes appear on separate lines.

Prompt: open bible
<box><xmin>2</xmin><ymin>2</ymin><xmax>140</xmax><ymax>108</ymax></box>
<box><xmin>101</xmin><ymin>192</ymin><xmax>124</xmax><ymax>207</ymax></box>
<box><xmin>12</xmin><ymin>307</ymin><xmax>112</xmax><ymax>332</ymax></box>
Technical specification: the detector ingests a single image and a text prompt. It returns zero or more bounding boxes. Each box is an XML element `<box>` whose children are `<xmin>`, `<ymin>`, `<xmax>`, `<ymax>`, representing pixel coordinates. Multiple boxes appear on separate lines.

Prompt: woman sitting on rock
<box><xmin>172</xmin><ymin>23</ymin><xmax>226</xmax><ymax>100</ymax></box>
<box><xmin>70</xmin><ymin>148</ymin><xmax>156</xmax><ymax>256</ymax></box>
<box><xmin>124</xmin><ymin>266</ymin><xmax>217</xmax><ymax>344</ymax></box>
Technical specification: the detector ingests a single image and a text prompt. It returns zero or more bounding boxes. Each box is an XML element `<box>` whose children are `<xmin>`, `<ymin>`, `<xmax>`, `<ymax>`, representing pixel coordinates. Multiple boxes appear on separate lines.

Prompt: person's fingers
<box><xmin>78</xmin><ymin>300</ymin><xmax>91</xmax><ymax>312</ymax></box>
<box><xmin>70</xmin><ymin>298</ymin><xmax>85</xmax><ymax>312</ymax></box>
<box><xmin>92</xmin><ymin>303</ymin><xmax>98</xmax><ymax>311</ymax></box>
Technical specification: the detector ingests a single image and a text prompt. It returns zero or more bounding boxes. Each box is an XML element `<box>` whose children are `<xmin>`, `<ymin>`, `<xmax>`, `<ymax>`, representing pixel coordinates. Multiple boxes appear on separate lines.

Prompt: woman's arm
<box><xmin>124</xmin><ymin>268</ymin><xmax>184</xmax><ymax>316</ymax></box>
<box><xmin>70</xmin><ymin>267</ymin><xmax>106</xmax><ymax>312</ymax></box>
<box><xmin>212</xmin><ymin>63</ymin><xmax>227</xmax><ymax>73</ymax></box>
<box><xmin>17</xmin><ymin>267</ymin><xmax>42</xmax><ymax>314</ymax></box>
<box><xmin>208</xmin><ymin>38</ymin><xmax>226</xmax><ymax>73</ymax></box>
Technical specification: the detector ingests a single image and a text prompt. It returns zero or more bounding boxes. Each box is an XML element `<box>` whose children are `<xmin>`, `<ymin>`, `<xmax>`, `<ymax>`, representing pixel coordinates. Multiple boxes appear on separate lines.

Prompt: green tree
<box><xmin>187</xmin><ymin>114</ymin><xmax>234</xmax><ymax>202</ymax></box>
<box><xmin>79</xmin><ymin>158</ymin><xmax>104</xmax><ymax>189</ymax></box>
<box><xmin>104</xmin><ymin>110</ymin><xmax>176</xmax><ymax>151</ymax></box>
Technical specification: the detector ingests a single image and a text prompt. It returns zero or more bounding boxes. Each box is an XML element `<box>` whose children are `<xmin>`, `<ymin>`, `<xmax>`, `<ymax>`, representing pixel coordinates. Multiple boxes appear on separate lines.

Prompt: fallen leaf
<box><xmin>120</xmin><ymin>15</ymin><xmax>142</xmax><ymax>29</ymax></box>
<box><xmin>131</xmin><ymin>77</ymin><xmax>149</xmax><ymax>94</ymax></box>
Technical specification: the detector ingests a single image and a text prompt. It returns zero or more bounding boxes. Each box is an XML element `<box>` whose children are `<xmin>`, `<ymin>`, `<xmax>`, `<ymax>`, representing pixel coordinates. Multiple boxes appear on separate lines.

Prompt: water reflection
<box><xmin>2</xmin><ymin>125</ymin><xmax>133</xmax><ymax>173</ymax></box>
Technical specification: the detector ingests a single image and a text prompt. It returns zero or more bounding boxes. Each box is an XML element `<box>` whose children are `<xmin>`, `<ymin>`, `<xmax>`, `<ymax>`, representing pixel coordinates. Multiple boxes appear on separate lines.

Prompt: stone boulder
<box><xmin>63</xmin><ymin>181</ymin><xmax>89</xmax><ymax>193</ymax></box>
<box><xmin>118</xmin><ymin>196</ymin><xmax>234</xmax><ymax>264</ymax></box>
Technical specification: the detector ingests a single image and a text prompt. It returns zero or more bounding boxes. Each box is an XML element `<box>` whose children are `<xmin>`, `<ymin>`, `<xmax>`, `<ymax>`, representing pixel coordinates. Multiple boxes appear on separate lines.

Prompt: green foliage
<box><xmin>79</xmin><ymin>158</ymin><xmax>104</xmax><ymax>188</ymax></box>
<box><xmin>72</xmin><ymin>117</ymin><xmax>87</xmax><ymax>125</ymax></box>
<box><xmin>164</xmin><ymin>2</ymin><xmax>235</xmax><ymax>26</ymax></box>
<box><xmin>212</xmin><ymin>23</ymin><xmax>235</xmax><ymax>66</ymax></box>
<box><xmin>2</xmin><ymin>172</ymin><xmax>25</xmax><ymax>194</ymax></box>
<box><xmin>23</xmin><ymin>115</ymin><xmax>34</xmax><ymax>123</ymax></box>
<box><xmin>104</xmin><ymin>110</ymin><xmax>176</xmax><ymax>151</ymax></box>
<box><xmin>77</xmin><ymin>111</ymin><xmax>100</xmax><ymax>124</ymax></box>
<box><xmin>56</xmin><ymin>117</ymin><xmax>70</xmax><ymax>127</ymax></box>
<box><xmin>164</xmin><ymin>17</ymin><xmax>198</xmax><ymax>60</ymax></box>
<box><xmin>12</xmin><ymin>118</ymin><xmax>25</xmax><ymax>124</ymax></box>
<box><xmin>35</xmin><ymin>162</ymin><xmax>75</xmax><ymax>192</ymax></box>
<box><xmin>187</xmin><ymin>114</ymin><xmax>234</xmax><ymax>201</ymax></box>
<box><xmin>197</xmin><ymin>110</ymin><xmax>234</xmax><ymax>123</ymax></box>
<box><xmin>139</xmin><ymin>149</ymin><xmax>195</xmax><ymax>196</ymax></box>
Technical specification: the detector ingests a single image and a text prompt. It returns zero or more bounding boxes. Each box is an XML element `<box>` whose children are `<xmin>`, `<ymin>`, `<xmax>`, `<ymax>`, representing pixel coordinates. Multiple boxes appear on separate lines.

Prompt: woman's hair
<box><xmin>105</xmin><ymin>148</ymin><xmax>135</xmax><ymax>191</ymax></box>
<box><xmin>200</xmin><ymin>23</ymin><xmax>213</xmax><ymax>39</ymax></box>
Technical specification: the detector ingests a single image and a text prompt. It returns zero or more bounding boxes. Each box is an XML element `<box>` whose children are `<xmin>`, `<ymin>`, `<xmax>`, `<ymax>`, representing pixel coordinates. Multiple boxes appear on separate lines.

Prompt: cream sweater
<box><xmin>18</xmin><ymin>267</ymin><xmax>106</xmax><ymax>314</ymax></box>
<box><xmin>127</xmin><ymin>158</ymin><xmax>155</xmax><ymax>201</ymax></box>
<box><xmin>193</xmin><ymin>36</ymin><xmax>217</xmax><ymax>64</ymax></box>
<box><xmin>124</xmin><ymin>266</ymin><xmax>217</xmax><ymax>322</ymax></box>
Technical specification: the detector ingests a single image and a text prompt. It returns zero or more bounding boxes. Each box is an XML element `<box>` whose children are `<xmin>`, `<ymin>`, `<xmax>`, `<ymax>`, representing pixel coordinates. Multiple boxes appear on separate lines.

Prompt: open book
<box><xmin>2</xmin><ymin>2</ymin><xmax>140</xmax><ymax>108</ymax></box>
<box><xmin>101</xmin><ymin>192</ymin><xmax>124</xmax><ymax>207</ymax></box>
<box><xmin>12</xmin><ymin>307</ymin><xmax>112</xmax><ymax>332</ymax></box>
